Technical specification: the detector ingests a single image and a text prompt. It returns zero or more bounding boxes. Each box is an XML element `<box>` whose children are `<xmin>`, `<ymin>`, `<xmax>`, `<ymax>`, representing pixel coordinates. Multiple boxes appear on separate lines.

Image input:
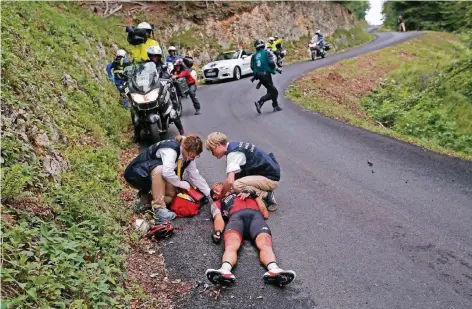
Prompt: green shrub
<box><xmin>362</xmin><ymin>50</ymin><xmax>472</xmax><ymax>155</ymax></box>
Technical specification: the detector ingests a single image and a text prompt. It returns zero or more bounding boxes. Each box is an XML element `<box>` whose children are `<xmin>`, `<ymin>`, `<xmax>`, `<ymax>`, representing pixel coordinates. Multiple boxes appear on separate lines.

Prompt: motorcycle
<box><xmin>275</xmin><ymin>47</ymin><xmax>286</xmax><ymax>67</ymax></box>
<box><xmin>274</xmin><ymin>42</ymin><xmax>286</xmax><ymax>67</ymax></box>
<box><xmin>309</xmin><ymin>40</ymin><xmax>330</xmax><ymax>60</ymax></box>
<box><xmin>123</xmin><ymin>62</ymin><xmax>182</xmax><ymax>143</ymax></box>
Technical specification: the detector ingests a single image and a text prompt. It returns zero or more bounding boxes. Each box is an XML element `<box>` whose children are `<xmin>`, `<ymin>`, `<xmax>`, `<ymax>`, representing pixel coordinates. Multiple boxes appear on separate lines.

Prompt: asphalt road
<box><xmin>160</xmin><ymin>31</ymin><xmax>472</xmax><ymax>309</ymax></box>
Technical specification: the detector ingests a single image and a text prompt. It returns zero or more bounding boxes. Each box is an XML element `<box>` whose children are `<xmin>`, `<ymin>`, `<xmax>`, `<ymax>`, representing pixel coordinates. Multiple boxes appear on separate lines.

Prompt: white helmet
<box><xmin>168</xmin><ymin>46</ymin><xmax>177</xmax><ymax>51</ymax></box>
<box><xmin>316</xmin><ymin>29</ymin><xmax>321</xmax><ymax>34</ymax></box>
<box><xmin>116</xmin><ymin>49</ymin><xmax>126</xmax><ymax>57</ymax></box>
<box><xmin>268</xmin><ymin>37</ymin><xmax>275</xmax><ymax>42</ymax></box>
<box><xmin>137</xmin><ymin>22</ymin><xmax>152</xmax><ymax>30</ymax></box>
<box><xmin>147</xmin><ymin>45</ymin><xmax>162</xmax><ymax>56</ymax></box>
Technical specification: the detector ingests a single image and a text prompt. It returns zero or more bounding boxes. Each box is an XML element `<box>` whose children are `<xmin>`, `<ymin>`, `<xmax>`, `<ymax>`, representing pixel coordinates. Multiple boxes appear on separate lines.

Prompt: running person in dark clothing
<box><xmin>205</xmin><ymin>182</ymin><xmax>296</xmax><ymax>286</ymax></box>
<box><xmin>251</xmin><ymin>39</ymin><xmax>282</xmax><ymax>113</ymax></box>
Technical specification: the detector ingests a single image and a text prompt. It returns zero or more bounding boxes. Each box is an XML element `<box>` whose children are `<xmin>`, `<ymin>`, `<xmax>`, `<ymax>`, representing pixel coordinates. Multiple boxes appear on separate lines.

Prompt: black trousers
<box><xmin>256</xmin><ymin>73</ymin><xmax>279</xmax><ymax>107</ymax></box>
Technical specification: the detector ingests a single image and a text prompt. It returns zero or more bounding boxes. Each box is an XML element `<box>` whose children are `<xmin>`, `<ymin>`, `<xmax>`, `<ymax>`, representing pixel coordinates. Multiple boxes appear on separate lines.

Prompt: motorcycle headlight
<box><xmin>131</xmin><ymin>88</ymin><xmax>159</xmax><ymax>104</ymax></box>
<box><xmin>130</xmin><ymin>93</ymin><xmax>146</xmax><ymax>103</ymax></box>
<box><xmin>145</xmin><ymin>88</ymin><xmax>159</xmax><ymax>102</ymax></box>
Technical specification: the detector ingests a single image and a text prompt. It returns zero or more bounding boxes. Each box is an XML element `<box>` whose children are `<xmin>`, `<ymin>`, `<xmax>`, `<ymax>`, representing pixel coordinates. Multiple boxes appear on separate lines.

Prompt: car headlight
<box><xmin>131</xmin><ymin>88</ymin><xmax>159</xmax><ymax>104</ymax></box>
<box><xmin>219</xmin><ymin>66</ymin><xmax>230</xmax><ymax>70</ymax></box>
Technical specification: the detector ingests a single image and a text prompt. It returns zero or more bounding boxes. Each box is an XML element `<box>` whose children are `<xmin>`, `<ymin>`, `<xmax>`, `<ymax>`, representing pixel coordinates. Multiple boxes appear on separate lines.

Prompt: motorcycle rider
<box><xmin>205</xmin><ymin>132</ymin><xmax>280</xmax><ymax>212</ymax></box>
<box><xmin>106</xmin><ymin>49</ymin><xmax>131</xmax><ymax>108</ymax></box>
<box><xmin>172</xmin><ymin>58</ymin><xmax>201</xmax><ymax>115</ymax></box>
<box><xmin>312</xmin><ymin>29</ymin><xmax>325</xmax><ymax>46</ymax></box>
<box><xmin>267</xmin><ymin>36</ymin><xmax>284</xmax><ymax>63</ymax></box>
<box><xmin>146</xmin><ymin>46</ymin><xmax>185</xmax><ymax>135</ymax></box>
<box><xmin>146</xmin><ymin>46</ymin><xmax>170</xmax><ymax>77</ymax></box>
<box><xmin>251</xmin><ymin>39</ymin><xmax>282</xmax><ymax>113</ymax></box>
<box><xmin>205</xmin><ymin>182</ymin><xmax>296</xmax><ymax>286</ymax></box>
<box><xmin>165</xmin><ymin>46</ymin><xmax>181</xmax><ymax>63</ymax></box>
<box><xmin>266</xmin><ymin>36</ymin><xmax>283</xmax><ymax>52</ymax></box>
<box><xmin>129</xmin><ymin>22</ymin><xmax>160</xmax><ymax>64</ymax></box>
<box><xmin>124</xmin><ymin>134</ymin><xmax>211</xmax><ymax>223</ymax></box>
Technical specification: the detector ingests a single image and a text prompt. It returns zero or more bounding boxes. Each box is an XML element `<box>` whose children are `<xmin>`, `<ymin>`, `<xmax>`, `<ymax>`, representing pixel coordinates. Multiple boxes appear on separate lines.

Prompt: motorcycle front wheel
<box><xmin>149</xmin><ymin>122</ymin><xmax>161</xmax><ymax>144</ymax></box>
<box><xmin>175</xmin><ymin>96</ymin><xmax>183</xmax><ymax>118</ymax></box>
<box><xmin>130</xmin><ymin>109</ymin><xmax>141</xmax><ymax>142</ymax></box>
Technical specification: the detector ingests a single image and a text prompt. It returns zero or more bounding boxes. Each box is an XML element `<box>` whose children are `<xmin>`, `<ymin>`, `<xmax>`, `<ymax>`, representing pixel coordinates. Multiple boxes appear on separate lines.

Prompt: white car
<box><xmin>202</xmin><ymin>49</ymin><xmax>253</xmax><ymax>83</ymax></box>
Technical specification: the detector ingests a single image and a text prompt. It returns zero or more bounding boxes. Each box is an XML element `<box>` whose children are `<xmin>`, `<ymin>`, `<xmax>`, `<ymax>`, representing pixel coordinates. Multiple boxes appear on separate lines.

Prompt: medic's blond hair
<box><xmin>205</xmin><ymin>132</ymin><xmax>228</xmax><ymax>151</ymax></box>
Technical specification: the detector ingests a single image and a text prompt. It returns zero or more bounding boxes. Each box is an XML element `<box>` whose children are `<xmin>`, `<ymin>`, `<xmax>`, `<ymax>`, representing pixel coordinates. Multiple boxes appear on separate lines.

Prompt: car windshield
<box><xmin>215</xmin><ymin>51</ymin><xmax>239</xmax><ymax>61</ymax></box>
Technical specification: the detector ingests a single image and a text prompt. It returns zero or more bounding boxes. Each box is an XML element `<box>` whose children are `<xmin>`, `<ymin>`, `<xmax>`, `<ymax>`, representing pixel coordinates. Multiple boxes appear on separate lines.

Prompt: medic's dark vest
<box><xmin>226</xmin><ymin>141</ymin><xmax>280</xmax><ymax>181</ymax></box>
<box><xmin>124</xmin><ymin>139</ymin><xmax>181</xmax><ymax>191</ymax></box>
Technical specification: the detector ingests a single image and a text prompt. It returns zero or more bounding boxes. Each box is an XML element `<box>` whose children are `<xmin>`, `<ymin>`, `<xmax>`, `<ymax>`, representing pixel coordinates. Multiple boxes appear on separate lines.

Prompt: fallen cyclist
<box><xmin>205</xmin><ymin>182</ymin><xmax>296</xmax><ymax>286</ymax></box>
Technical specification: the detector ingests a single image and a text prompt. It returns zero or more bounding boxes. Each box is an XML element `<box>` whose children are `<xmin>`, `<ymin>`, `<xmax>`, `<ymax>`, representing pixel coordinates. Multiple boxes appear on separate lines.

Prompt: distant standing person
<box><xmin>398</xmin><ymin>15</ymin><xmax>406</xmax><ymax>32</ymax></box>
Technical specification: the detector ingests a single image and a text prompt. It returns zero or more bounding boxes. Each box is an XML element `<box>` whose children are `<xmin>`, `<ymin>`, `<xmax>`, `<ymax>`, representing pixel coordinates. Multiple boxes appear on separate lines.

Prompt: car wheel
<box><xmin>233</xmin><ymin>66</ymin><xmax>241</xmax><ymax>81</ymax></box>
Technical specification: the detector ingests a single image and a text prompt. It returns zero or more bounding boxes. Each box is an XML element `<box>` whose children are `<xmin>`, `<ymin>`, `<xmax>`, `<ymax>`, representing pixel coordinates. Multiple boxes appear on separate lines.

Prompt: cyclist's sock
<box><xmin>221</xmin><ymin>261</ymin><xmax>233</xmax><ymax>272</ymax></box>
<box><xmin>267</xmin><ymin>261</ymin><xmax>280</xmax><ymax>271</ymax></box>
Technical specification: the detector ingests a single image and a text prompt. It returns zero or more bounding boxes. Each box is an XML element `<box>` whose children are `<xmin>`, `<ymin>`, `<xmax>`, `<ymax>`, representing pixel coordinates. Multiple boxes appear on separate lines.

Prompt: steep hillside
<box><xmin>287</xmin><ymin>32</ymin><xmax>472</xmax><ymax>159</ymax></box>
<box><xmin>83</xmin><ymin>1</ymin><xmax>362</xmax><ymax>64</ymax></box>
<box><xmin>1</xmin><ymin>2</ymin><xmax>133</xmax><ymax>307</ymax></box>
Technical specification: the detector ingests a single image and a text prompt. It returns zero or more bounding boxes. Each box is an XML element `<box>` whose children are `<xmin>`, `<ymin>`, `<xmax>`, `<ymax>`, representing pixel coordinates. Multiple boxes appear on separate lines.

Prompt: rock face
<box><xmin>43</xmin><ymin>150</ymin><xmax>70</xmax><ymax>182</ymax></box>
<box><xmin>203</xmin><ymin>2</ymin><xmax>353</xmax><ymax>48</ymax></box>
<box><xmin>87</xmin><ymin>1</ymin><xmax>357</xmax><ymax>65</ymax></box>
<box><xmin>157</xmin><ymin>1</ymin><xmax>356</xmax><ymax>64</ymax></box>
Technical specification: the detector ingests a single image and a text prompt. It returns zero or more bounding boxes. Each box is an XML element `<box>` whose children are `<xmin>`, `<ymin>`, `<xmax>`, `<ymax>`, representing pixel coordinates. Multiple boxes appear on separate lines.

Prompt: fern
<box><xmin>1</xmin><ymin>164</ymin><xmax>30</xmax><ymax>202</ymax></box>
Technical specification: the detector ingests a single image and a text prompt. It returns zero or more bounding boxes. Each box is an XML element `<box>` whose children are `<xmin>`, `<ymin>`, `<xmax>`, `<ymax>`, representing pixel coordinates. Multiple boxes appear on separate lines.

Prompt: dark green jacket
<box><xmin>251</xmin><ymin>49</ymin><xmax>276</xmax><ymax>75</ymax></box>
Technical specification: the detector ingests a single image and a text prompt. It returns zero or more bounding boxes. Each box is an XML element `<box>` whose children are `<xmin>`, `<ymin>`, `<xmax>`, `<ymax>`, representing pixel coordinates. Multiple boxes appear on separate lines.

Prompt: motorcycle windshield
<box><xmin>131</xmin><ymin>62</ymin><xmax>159</xmax><ymax>93</ymax></box>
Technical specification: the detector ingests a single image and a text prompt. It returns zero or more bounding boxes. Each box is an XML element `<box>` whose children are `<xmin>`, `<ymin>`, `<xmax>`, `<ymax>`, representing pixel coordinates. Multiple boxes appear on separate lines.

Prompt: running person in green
<box><xmin>251</xmin><ymin>39</ymin><xmax>283</xmax><ymax>113</ymax></box>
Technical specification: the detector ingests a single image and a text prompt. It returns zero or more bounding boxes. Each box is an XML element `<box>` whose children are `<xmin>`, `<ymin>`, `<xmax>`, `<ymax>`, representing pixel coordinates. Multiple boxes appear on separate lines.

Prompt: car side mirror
<box><xmin>241</xmin><ymin>55</ymin><xmax>247</xmax><ymax>59</ymax></box>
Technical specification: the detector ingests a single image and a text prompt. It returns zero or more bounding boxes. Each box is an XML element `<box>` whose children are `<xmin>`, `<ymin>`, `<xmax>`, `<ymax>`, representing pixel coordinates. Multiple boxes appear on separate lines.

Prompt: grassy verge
<box><xmin>286</xmin><ymin>32</ymin><xmax>472</xmax><ymax>159</ymax></box>
<box><xmin>0</xmin><ymin>2</ymin><xmax>139</xmax><ymax>307</ymax></box>
<box><xmin>285</xmin><ymin>22</ymin><xmax>375</xmax><ymax>64</ymax></box>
